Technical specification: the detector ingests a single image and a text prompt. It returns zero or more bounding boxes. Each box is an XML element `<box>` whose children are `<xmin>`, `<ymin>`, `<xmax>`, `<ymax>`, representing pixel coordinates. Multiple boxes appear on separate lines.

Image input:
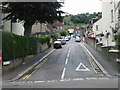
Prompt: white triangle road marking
<box><xmin>76</xmin><ymin>63</ymin><xmax>90</xmax><ymax>71</ymax></box>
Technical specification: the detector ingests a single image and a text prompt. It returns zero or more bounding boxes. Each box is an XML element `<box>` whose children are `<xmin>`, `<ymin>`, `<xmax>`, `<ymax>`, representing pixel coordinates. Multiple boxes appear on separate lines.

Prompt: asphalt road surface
<box><xmin>2</xmin><ymin>37</ymin><xmax>118</xmax><ymax>88</ymax></box>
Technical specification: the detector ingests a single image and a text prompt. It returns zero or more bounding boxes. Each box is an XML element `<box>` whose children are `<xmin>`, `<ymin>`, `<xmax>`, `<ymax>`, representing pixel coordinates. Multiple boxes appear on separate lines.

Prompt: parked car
<box><xmin>57</xmin><ymin>39</ymin><xmax>66</xmax><ymax>45</ymax></box>
<box><xmin>65</xmin><ymin>37</ymin><xmax>69</xmax><ymax>41</ymax></box>
<box><xmin>53</xmin><ymin>41</ymin><xmax>62</xmax><ymax>48</ymax></box>
<box><xmin>73</xmin><ymin>34</ymin><xmax>76</xmax><ymax>38</ymax></box>
<box><xmin>75</xmin><ymin>37</ymin><xmax>81</xmax><ymax>42</ymax></box>
<box><xmin>67</xmin><ymin>36</ymin><xmax>71</xmax><ymax>40</ymax></box>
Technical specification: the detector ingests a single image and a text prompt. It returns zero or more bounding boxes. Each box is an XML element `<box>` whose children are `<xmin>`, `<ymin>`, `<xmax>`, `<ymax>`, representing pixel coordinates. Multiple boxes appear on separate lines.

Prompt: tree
<box><xmin>2</xmin><ymin>2</ymin><xmax>64</xmax><ymax>37</ymax></box>
<box><xmin>59</xmin><ymin>30</ymin><xmax>68</xmax><ymax>36</ymax></box>
<box><xmin>64</xmin><ymin>12</ymin><xmax>102</xmax><ymax>25</ymax></box>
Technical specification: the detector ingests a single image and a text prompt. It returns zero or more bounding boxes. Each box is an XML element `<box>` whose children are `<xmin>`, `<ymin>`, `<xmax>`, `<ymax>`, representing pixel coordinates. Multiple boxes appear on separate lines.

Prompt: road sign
<box><xmin>76</xmin><ymin>63</ymin><xmax>90</xmax><ymax>71</ymax></box>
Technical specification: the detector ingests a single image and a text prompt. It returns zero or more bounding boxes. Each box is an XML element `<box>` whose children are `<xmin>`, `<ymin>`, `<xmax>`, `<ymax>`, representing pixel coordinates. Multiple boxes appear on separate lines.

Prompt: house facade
<box><xmin>53</xmin><ymin>22</ymin><xmax>64</xmax><ymax>31</ymax></box>
<box><xmin>101</xmin><ymin>0</ymin><xmax>115</xmax><ymax>46</ymax></box>
<box><xmin>31</xmin><ymin>23</ymin><xmax>55</xmax><ymax>36</ymax></box>
<box><xmin>93</xmin><ymin>18</ymin><xmax>103</xmax><ymax>44</ymax></box>
<box><xmin>2</xmin><ymin>12</ymin><xmax>25</xmax><ymax>36</ymax></box>
<box><xmin>93</xmin><ymin>0</ymin><xmax>120</xmax><ymax>46</ymax></box>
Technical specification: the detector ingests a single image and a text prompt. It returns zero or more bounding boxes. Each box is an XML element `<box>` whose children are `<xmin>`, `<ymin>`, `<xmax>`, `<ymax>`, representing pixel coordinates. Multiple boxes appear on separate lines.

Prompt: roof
<box><xmin>54</xmin><ymin>23</ymin><xmax>64</xmax><ymax>26</ymax></box>
<box><xmin>67</xmin><ymin>27</ymin><xmax>76</xmax><ymax>29</ymax></box>
<box><xmin>67</xmin><ymin>26</ymin><xmax>80</xmax><ymax>30</ymax></box>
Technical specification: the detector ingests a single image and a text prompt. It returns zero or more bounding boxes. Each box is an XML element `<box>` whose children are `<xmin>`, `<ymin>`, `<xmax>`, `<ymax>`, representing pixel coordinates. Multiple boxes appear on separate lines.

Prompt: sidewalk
<box><xmin>2</xmin><ymin>47</ymin><xmax>54</xmax><ymax>81</ymax></box>
<box><xmin>83</xmin><ymin>42</ymin><xmax>118</xmax><ymax>77</ymax></box>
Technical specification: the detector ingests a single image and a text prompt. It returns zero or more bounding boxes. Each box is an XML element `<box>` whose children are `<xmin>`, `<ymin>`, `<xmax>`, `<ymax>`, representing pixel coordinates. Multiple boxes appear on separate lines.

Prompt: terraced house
<box><xmin>93</xmin><ymin>0</ymin><xmax>120</xmax><ymax>47</ymax></box>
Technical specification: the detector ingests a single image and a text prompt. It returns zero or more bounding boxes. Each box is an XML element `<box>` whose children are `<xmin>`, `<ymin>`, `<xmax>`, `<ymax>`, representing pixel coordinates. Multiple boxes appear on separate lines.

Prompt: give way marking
<box><xmin>76</xmin><ymin>63</ymin><xmax>90</xmax><ymax>71</ymax></box>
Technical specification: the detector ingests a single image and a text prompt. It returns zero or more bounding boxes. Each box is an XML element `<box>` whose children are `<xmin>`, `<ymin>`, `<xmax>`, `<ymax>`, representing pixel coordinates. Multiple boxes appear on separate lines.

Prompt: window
<box><xmin>111</xmin><ymin>10</ymin><xmax>114</xmax><ymax>23</ymax></box>
<box><xmin>96</xmin><ymin>25</ymin><xmax>98</xmax><ymax>31</ymax></box>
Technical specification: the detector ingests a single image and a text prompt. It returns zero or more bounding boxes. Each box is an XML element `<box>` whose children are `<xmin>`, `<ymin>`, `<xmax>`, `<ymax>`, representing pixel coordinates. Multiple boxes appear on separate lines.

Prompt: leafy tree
<box><xmin>50</xmin><ymin>34</ymin><xmax>58</xmax><ymax>41</ymax></box>
<box><xmin>59</xmin><ymin>30</ymin><xmax>68</xmax><ymax>36</ymax></box>
<box><xmin>64</xmin><ymin>12</ymin><xmax>102</xmax><ymax>25</ymax></box>
<box><xmin>2</xmin><ymin>2</ymin><xmax>64</xmax><ymax>37</ymax></box>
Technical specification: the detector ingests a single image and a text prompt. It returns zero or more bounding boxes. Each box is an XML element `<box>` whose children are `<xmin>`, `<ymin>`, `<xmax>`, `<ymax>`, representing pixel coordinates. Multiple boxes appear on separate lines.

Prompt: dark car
<box><xmin>53</xmin><ymin>41</ymin><xmax>62</xmax><ymax>48</ymax></box>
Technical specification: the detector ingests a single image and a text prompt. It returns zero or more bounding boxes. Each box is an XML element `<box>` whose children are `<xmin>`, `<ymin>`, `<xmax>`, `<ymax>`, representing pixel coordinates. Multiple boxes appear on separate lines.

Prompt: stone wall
<box><xmin>87</xmin><ymin>38</ymin><xmax>120</xmax><ymax>65</ymax></box>
<box><xmin>87</xmin><ymin>38</ymin><xmax>96</xmax><ymax>49</ymax></box>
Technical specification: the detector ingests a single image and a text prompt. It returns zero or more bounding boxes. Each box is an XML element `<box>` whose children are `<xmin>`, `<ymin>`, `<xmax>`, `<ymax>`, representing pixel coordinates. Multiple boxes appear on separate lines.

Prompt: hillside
<box><xmin>63</xmin><ymin>12</ymin><xmax>102</xmax><ymax>28</ymax></box>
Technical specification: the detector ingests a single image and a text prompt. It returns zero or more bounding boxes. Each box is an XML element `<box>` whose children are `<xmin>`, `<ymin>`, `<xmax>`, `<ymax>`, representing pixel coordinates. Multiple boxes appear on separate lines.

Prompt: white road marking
<box><xmin>9</xmin><ymin>77</ymin><xmax>114</xmax><ymax>84</ymax></box>
<box><xmin>76</xmin><ymin>63</ymin><xmax>90</xmax><ymax>71</ymax></box>
<box><xmin>61</xmin><ymin>68</ymin><xmax>66</xmax><ymax>79</ymax></box>
<box><xmin>68</xmin><ymin>49</ymin><xmax>71</xmax><ymax>53</ymax></box>
<box><xmin>86</xmin><ymin>77</ymin><xmax>97</xmax><ymax>80</ymax></box>
<box><xmin>67</xmin><ymin>53</ymin><xmax>70</xmax><ymax>58</ymax></box>
<box><xmin>47</xmin><ymin>80</ymin><xmax>55</xmax><ymax>83</ymax></box>
<box><xmin>60</xmin><ymin>78</ymin><xmax>71</xmax><ymax>82</ymax></box>
<box><xmin>98</xmin><ymin>78</ymin><xmax>110</xmax><ymax>80</ymax></box>
<box><xmin>73</xmin><ymin>78</ymin><xmax>84</xmax><ymax>81</ymax></box>
<box><xmin>34</xmin><ymin>81</ymin><xmax>44</xmax><ymax>83</ymax></box>
<box><xmin>65</xmin><ymin>58</ymin><xmax>68</xmax><ymax>65</ymax></box>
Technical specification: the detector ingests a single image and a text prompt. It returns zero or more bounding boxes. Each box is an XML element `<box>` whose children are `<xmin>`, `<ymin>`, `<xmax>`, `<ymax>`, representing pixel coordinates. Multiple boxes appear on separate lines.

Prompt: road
<box><xmin>2</xmin><ymin>37</ymin><xmax>118</xmax><ymax>88</ymax></box>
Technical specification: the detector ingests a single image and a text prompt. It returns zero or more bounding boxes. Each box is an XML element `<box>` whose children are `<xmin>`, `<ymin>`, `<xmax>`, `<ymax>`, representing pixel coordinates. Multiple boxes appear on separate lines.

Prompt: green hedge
<box><xmin>2</xmin><ymin>30</ymin><xmax>51</xmax><ymax>61</ymax></box>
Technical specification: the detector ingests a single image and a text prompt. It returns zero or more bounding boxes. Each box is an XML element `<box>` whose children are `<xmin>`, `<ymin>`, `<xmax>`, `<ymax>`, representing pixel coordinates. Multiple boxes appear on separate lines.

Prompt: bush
<box><xmin>39</xmin><ymin>35</ymin><xmax>51</xmax><ymax>44</ymax></box>
<box><xmin>59</xmin><ymin>30</ymin><xmax>68</xmax><ymax>36</ymax></box>
<box><xmin>50</xmin><ymin>34</ymin><xmax>58</xmax><ymax>41</ymax></box>
<box><xmin>2</xmin><ymin>31</ymin><xmax>51</xmax><ymax>61</ymax></box>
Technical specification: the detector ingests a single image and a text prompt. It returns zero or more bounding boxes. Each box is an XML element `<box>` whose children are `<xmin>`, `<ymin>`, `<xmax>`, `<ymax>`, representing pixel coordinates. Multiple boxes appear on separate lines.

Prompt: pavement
<box><xmin>83</xmin><ymin>42</ymin><xmax>119</xmax><ymax>77</ymax></box>
<box><xmin>2</xmin><ymin>47</ymin><xmax>54</xmax><ymax>81</ymax></box>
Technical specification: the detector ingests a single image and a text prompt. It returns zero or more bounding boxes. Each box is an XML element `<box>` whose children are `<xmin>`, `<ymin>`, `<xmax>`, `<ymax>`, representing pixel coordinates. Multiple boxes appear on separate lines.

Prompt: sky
<box><xmin>61</xmin><ymin>0</ymin><xmax>102</xmax><ymax>15</ymax></box>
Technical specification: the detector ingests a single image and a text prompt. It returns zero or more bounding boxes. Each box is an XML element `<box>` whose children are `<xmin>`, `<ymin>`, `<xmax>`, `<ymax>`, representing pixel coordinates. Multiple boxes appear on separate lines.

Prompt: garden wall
<box><xmin>87</xmin><ymin>38</ymin><xmax>119</xmax><ymax>66</ymax></box>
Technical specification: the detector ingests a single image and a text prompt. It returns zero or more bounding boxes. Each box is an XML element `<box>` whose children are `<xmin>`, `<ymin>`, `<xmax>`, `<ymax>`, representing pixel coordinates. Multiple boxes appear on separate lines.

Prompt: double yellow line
<box><xmin>22</xmin><ymin>75</ymin><xmax>31</xmax><ymax>80</ymax></box>
<box><xmin>22</xmin><ymin>58</ymin><xmax>48</xmax><ymax>80</ymax></box>
<box><xmin>88</xmin><ymin>58</ymin><xmax>105</xmax><ymax>77</ymax></box>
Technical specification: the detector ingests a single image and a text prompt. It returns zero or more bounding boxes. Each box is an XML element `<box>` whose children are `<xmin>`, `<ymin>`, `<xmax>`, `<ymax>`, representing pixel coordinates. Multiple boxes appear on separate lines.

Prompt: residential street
<box><xmin>2</xmin><ymin>37</ymin><xmax>118</xmax><ymax>88</ymax></box>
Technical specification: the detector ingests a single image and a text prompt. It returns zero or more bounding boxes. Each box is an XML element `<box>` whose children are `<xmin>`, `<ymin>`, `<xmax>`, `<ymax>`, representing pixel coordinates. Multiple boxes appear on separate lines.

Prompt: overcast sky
<box><xmin>61</xmin><ymin>0</ymin><xmax>102</xmax><ymax>15</ymax></box>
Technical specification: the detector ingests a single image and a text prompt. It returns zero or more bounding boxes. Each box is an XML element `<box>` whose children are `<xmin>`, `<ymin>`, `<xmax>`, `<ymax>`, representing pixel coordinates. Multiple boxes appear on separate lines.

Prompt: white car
<box><xmin>57</xmin><ymin>39</ymin><xmax>66</xmax><ymax>45</ymax></box>
<box><xmin>65</xmin><ymin>37</ymin><xmax>69</xmax><ymax>41</ymax></box>
<box><xmin>53</xmin><ymin>41</ymin><xmax>62</xmax><ymax>48</ymax></box>
<box><xmin>75</xmin><ymin>37</ymin><xmax>81</xmax><ymax>42</ymax></box>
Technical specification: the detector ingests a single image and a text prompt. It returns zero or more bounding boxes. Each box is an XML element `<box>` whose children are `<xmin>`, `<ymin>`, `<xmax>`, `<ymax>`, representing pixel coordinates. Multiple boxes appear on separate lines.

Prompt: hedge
<box><xmin>2</xmin><ymin>30</ymin><xmax>51</xmax><ymax>61</ymax></box>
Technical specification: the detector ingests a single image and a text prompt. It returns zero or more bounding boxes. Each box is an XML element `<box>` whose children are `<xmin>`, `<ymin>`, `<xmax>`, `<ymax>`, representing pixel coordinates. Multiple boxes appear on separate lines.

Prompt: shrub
<box><xmin>39</xmin><ymin>35</ymin><xmax>51</xmax><ymax>44</ymax></box>
<box><xmin>50</xmin><ymin>34</ymin><xmax>58</xmax><ymax>41</ymax></box>
<box><xmin>2</xmin><ymin>31</ymin><xmax>38</xmax><ymax>61</ymax></box>
<box><xmin>59</xmin><ymin>30</ymin><xmax>68</xmax><ymax>36</ymax></box>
